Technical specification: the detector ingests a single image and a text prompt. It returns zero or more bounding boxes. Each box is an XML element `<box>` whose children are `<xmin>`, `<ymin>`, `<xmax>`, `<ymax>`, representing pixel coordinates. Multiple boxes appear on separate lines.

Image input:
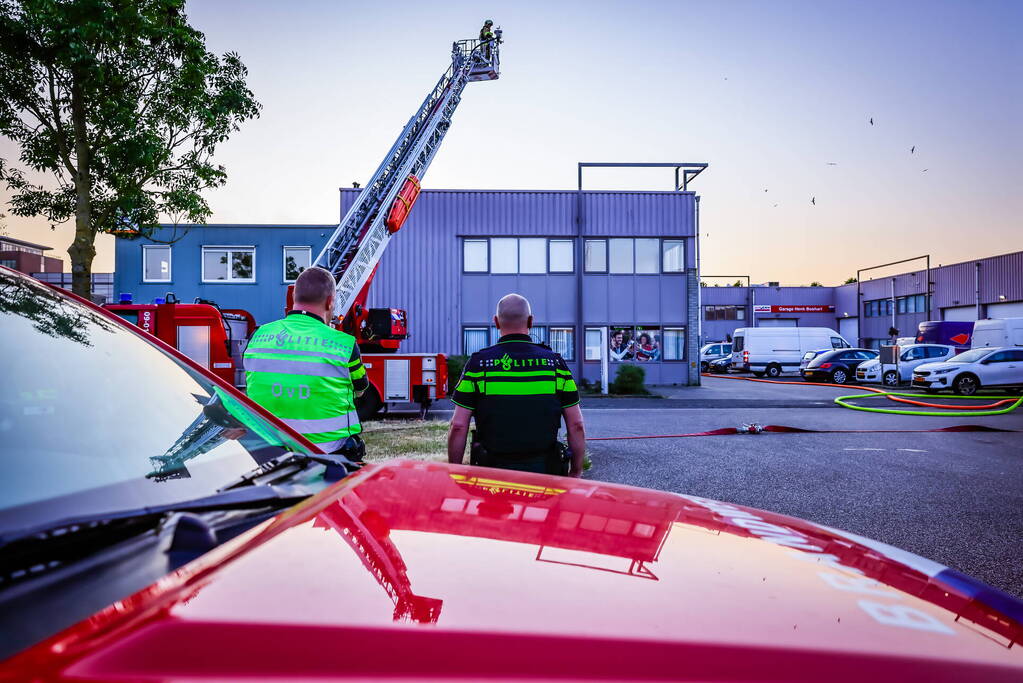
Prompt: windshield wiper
<box><xmin>0</xmin><ymin>484</ymin><xmax>311</xmax><ymax>552</ymax></box>
<box><xmin>218</xmin><ymin>450</ymin><xmax>360</xmax><ymax>491</ymax></box>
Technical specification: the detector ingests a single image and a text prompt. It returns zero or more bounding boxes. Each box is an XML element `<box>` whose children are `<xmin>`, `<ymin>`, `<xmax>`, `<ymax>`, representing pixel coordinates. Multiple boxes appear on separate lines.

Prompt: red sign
<box><xmin>754</xmin><ymin>305</ymin><xmax>834</xmax><ymax>314</ymax></box>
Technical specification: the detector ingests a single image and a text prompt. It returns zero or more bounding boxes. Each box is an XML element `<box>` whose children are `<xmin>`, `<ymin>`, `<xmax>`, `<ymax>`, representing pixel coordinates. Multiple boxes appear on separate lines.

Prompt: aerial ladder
<box><xmin>287</xmin><ymin>28</ymin><xmax>503</xmax><ymax>417</ymax></box>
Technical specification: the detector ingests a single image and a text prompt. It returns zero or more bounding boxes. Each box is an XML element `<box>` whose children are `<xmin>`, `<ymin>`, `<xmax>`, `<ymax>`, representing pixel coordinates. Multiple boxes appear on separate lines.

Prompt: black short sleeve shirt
<box><xmin>452</xmin><ymin>334</ymin><xmax>580</xmax><ymax>455</ymax></box>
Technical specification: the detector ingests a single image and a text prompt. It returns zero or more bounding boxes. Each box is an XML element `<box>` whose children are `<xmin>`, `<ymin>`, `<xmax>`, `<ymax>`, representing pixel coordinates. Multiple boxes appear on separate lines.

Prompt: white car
<box><xmin>912</xmin><ymin>346</ymin><xmax>1023</xmax><ymax>395</ymax></box>
<box><xmin>857</xmin><ymin>344</ymin><xmax>956</xmax><ymax>386</ymax></box>
<box><xmin>699</xmin><ymin>342</ymin><xmax>732</xmax><ymax>372</ymax></box>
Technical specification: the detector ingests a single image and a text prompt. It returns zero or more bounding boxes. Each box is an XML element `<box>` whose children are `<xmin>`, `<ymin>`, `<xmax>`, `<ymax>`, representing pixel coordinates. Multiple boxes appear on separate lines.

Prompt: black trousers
<box><xmin>474</xmin><ymin>450</ymin><xmax>566</xmax><ymax>476</ymax></box>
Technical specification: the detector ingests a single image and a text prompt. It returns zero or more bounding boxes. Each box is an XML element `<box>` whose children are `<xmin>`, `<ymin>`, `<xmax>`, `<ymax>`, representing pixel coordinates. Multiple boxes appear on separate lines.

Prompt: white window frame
<box><xmin>584</xmin><ymin>327</ymin><xmax>604</xmax><ymax>361</ymax></box>
<box><xmin>463</xmin><ymin>239</ymin><xmax>489</xmax><ymax>273</ymax></box>
<box><xmin>662</xmin><ymin>327</ymin><xmax>687</xmax><ymax>361</ymax></box>
<box><xmin>142</xmin><ymin>244</ymin><xmax>172</xmax><ymax>283</ymax></box>
<box><xmin>463</xmin><ymin>327</ymin><xmax>490</xmax><ymax>355</ymax></box>
<box><xmin>201</xmin><ymin>246</ymin><xmax>256</xmax><ymax>284</ymax></box>
<box><xmin>584</xmin><ymin>240</ymin><xmax>608</xmax><ymax>273</ymax></box>
<box><xmin>490</xmin><ymin>238</ymin><xmax>519</xmax><ymax>274</ymax></box>
<box><xmin>518</xmin><ymin>238</ymin><xmax>547</xmax><ymax>274</ymax></box>
<box><xmin>549</xmin><ymin>239</ymin><xmax>574</xmax><ymax>273</ymax></box>
<box><xmin>282</xmin><ymin>245</ymin><xmax>312</xmax><ymax>283</ymax></box>
<box><xmin>662</xmin><ymin>239</ymin><xmax>686</xmax><ymax>273</ymax></box>
<box><xmin>550</xmin><ymin>326</ymin><xmax>575</xmax><ymax>361</ymax></box>
<box><xmin>609</xmin><ymin>238</ymin><xmax>635</xmax><ymax>274</ymax></box>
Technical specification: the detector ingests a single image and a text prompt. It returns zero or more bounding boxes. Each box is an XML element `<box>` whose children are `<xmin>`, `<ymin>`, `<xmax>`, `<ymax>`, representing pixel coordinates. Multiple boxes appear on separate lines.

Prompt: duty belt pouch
<box><xmin>546</xmin><ymin>442</ymin><xmax>570</xmax><ymax>476</ymax></box>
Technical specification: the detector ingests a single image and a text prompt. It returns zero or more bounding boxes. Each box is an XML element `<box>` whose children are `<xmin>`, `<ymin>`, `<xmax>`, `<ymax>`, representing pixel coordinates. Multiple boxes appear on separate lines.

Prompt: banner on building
<box><xmin>753</xmin><ymin>304</ymin><xmax>835</xmax><ymax>314</ymax></box>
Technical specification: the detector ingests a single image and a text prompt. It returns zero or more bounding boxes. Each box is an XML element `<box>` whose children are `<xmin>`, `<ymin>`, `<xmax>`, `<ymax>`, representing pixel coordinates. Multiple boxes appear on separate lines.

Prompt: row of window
<box><xmin>863</xmin><ymin>294</ymin><xmax>929</xmax><ymax>317</ymax></box>
<box><xmin>461</xmin><ymin>325</ymin><xmax>688</xmax><ymax>362</ymax></box>
<box><xmin>703</xmin><ymin>305</ymin><xmax>746</xmax><ymax>321</ymax></box>
<box><xmin>0</xmin><ymin>240</ymin><xmax>45</xmax><ymax>256</ymax></box>
<box><xmin>142</xmin><ymin>245</ymin><xmax>312</xmax><ymax>284</ymax></box>
<box><xmin>463</xmin><ymin>238</ymin><xmax>686</xmax><ymax>275</ymax></box>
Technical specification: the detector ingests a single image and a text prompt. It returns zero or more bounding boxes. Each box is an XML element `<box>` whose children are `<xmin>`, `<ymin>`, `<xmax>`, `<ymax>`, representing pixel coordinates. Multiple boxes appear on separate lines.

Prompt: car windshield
<box><xmin>0</xmin><ymin>271</ymin><xmax>312</xmax><ymax>535</ymax></box>
<box><xmin>948</xmin><ymin>348</ymin><xmax>991</xmax><ymax>363</ymax></box>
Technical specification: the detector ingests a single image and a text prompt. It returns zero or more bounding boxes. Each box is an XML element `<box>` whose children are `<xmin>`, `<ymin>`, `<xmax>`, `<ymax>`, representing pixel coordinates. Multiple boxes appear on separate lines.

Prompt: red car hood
<box><xmin>7</xmin><ymin>461</ymin><xmax>1022</xmax><ymax>681</ymax></box>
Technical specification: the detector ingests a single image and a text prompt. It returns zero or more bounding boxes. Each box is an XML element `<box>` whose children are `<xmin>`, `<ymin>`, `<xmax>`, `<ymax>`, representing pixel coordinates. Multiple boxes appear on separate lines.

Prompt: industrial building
<box><xmin>115</xmin><ymin>181</ymin><xmax>704</xmax><ymax>385</ymax></box>
<box><xmin>700</xmin><ymin>250</ymin><xmax>1023</xmax><ymax>348</ymax></box>
<box><xmin>0</xmin><ymin>236</ymin><xmax>62</xmax><ymax>275</ymax></box>
<box><xmin>113</xmin><ymin>181</ymin><xmax>1022</xmax><ymax>383</ymax></box>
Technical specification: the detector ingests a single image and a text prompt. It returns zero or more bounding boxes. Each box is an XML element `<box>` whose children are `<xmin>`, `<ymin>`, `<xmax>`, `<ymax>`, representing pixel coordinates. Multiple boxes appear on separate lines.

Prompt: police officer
<box><xmin>447</xmin><ymin>293</ymin><xmax>586</xmax><ymax>477</ymax></box>
<box><xmin>244</xmin><ymin>267</ymin><xmax>369</xmax><ymax>460</ymax></box>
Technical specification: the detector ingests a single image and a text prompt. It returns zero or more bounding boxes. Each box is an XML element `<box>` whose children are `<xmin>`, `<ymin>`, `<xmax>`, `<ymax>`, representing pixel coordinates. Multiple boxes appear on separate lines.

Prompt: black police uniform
<box><xmin>451</xmin><ymin>333</ymin><xmax>580</xmax><ymax>474</ymax></box>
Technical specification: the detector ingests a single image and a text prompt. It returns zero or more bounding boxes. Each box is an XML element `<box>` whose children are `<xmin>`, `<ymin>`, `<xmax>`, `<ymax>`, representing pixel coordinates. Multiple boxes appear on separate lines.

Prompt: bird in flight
<box><xmin>773</xmin><ymin>203</ymin><xmax>779</xmax><ymax>207</ymax></box>
<box><xmin>922</xmin><ymin>169</ymin><xmax>928</xmax><ymax>172</ymax></box>
<box><xmin>827</xmin><ymin>162</ymin><xmax>838</xmax><ymax>166</ymax></box>
<box><xmin>911</xmin><ymin>146</ymin><xmax>915</xmax><ymax>154</ymax></box>
<box><xmin>869</xmin><ymin>117</ymin><xmax>874</xmax><ymax>126</ymax></box>
<box><xmin>811</xmin><ymin>196</ymin><xmax>816</xmax><ymax>205</ymax></box>
<box><xmin>764</xmin><ymin>189</ymin><xmax>768</xmax><ymax>192</ymax></box>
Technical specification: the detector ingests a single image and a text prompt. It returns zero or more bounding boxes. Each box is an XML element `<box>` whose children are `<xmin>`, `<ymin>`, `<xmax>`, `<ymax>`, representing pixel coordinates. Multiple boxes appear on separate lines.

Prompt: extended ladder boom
<box><xmin>314</xmin><ymin>32</ymin><xmax>502</xmax><ymax>319</ymax></box>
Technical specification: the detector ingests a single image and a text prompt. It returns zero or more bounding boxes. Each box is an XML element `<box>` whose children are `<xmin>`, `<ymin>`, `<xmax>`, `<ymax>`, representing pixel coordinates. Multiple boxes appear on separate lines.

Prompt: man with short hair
<box><xmin>244</xmin><ymin>267</ymin><xmax>369</xmax><ymax>460</ymax></box>
<box><xmin>447</xmin><ymin>293</ymin><xmax>586</xmax><ymax>477</ymax></box>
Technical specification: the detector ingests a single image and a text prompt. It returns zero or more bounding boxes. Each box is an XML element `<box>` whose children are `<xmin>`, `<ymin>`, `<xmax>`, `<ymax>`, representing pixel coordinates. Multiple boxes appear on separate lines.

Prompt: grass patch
<box><xmin>361</xmin><ymin>419</ymin><xmax>462</xmax><ymax>463</ymax></box>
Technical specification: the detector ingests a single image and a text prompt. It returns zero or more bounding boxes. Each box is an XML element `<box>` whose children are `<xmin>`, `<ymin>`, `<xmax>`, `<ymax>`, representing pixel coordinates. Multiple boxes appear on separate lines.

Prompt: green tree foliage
<box><xmin>0</xmin><ymin>0</ymin><xmax>260</xmax><ymax>295</ymax></box>
<box><xmin>843</xmin><ymin>276</ymin><xmax>858</xmax><ymax>284</ymax></box>
<box><xmin>610</xmin><ymin>364</ymin><xmax>646</xmax><ymax>394</ymax></box>
<box><xmin>809</xmin><ymin>281</ymin><xmax>823</xmax><ymax>287</ymax></box>
<box><xmin>732</xmin><ymin>280</ymin><xmax>743</xmax><ymax>287</ymax></box>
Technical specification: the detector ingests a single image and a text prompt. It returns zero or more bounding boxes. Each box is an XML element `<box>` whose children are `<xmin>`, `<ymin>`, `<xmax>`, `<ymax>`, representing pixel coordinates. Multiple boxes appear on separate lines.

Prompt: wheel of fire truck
<box><xmin>356</xmin><ymin>385</ymin><xmax>383</xmax><ymax>421</ymax></box>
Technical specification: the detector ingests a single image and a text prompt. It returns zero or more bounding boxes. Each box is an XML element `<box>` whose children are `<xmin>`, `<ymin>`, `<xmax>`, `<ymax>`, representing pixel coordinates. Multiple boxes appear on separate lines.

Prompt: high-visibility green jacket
<box><xmin>243</xmin><ymin>311</ymin><xmax>368</xmax><ymax>452</ymax></box>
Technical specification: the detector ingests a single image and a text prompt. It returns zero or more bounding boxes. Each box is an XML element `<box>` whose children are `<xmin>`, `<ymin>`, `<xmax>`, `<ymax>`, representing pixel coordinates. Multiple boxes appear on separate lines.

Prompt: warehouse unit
<box><xmin>698</xmin><ymin>250</ymin><xmax>1023</xmax><ymax>349</ymax></box>
<box><xmin>115</xmin><ymin>184</ymin><xmax>703</xmax><ymax>385</ymax></box>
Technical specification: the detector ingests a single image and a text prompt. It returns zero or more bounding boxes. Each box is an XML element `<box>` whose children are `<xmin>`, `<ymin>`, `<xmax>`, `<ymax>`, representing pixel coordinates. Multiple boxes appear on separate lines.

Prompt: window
<box><xmin>584</xmin><ymin>240</ymin><xmax>607</xmax><ymax>272</ymax></box>
<box><xmin>662</xmin><ymin>328</ymin><xmax>686</xmax><ymax>360</ymax></box>
<box><xmin>283</xmin><ymin>246</ymin><xmax>311</xmax><ymax>282</ymax></box>
<box><xmin>662</xmin><ymin>240</ymin><xmax>685</xmax><ymax>272</ymax></box>
<box><xmin>519</xmin><ymin>238</ymin><xmax>547</xmax><ymax>274</ymax></box>
<box><xmin>549</xmin><ymin>240</ymin><xmax>574</xmax><ymax>273</ymax></box>
<box><xmin>925</xmin><ymin>346</ymin><xmax>948</xmax><ymax>358</ymax></box>
<box><xmin>529</xmin><ymin>326</ymin><xmax>548</xmax><ymax>344</ymax></box>
<box><xmin>0</xmin><ymin>259</ymin><xmax>15</xmax><ymax>269</ymax></box>
<box><xmin>635</xmin><ymin>238</ymin><xmax>659</xmax><ymax>274</ymax></box>
<box><xmin>463</xmin><ymin>239</ymin><xmax>488</xmax><ymax>272</ymax></box>
<box><xmin>142</xmin><ymin>245</ymin><xmax>172</xmax><ymax>282</ymax></box>
<box><xmin>202</xmin><ymin>247</ymin><xmax>255</xmax><ymax>283</ymax></box>
<box><xmin>463</xmin><ymin>327</ymin><xmax>489</xmax><ymax>355</ymax></box>
<box><xmin>550</xmin><ymin>327</ymin><xmax>575</xmax><ymax>361</ymax></box>
<box><xmin>609</xmin><ymin>238</ymin><xmax>634</xmax><ymax>274</ymax></box>
<box><xmin>584</xmin><ymin>327</ymin><xmax>603</xmax><ymax>360</ymax></box>
<box><xmin>897</xmin><ymin>297</ymin><xmax>908</xmax><ymax>314</ymax></box>
<box><xmin>490</xmin><ymin>238</ymin><xmax>518</xmax><ymax>273</ymax></box>
<box><xmin>704</xmin><ymin>305</ymin><xmax>745</xmax><ymax>321</ymax></box>
<box><xmin>830</xmin><ymin>337</ymin><xmax>848</xmax><ymax>349</ymax></box>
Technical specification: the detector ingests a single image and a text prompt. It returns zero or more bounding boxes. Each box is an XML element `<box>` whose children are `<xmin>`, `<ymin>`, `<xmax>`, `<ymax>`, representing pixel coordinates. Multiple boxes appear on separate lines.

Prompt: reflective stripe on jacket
<box><xmin>244</xmin><ymin>312</ymin><xmax>368</xmax><ymax>449</ymax></box>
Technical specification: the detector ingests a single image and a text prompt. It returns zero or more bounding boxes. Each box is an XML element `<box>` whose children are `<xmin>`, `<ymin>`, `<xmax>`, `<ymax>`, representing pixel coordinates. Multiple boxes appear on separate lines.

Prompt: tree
<box><xmin>732</xmin><ymin>280</ymin><xmax>743</xmax><ymax>287</ymax></box>
<box><xmin>809</xmin><ymin>281</ymin><xmax>823</xmax><ymax>287</ymax></box>
<box><xmin>0</xmin><ymin>0</ymin><xmax>260</xmax><ymax>296</ymax></box>
<box><xmin>843</xmin><ymin>276</ymin><xmax>857</xmax><ymax>284</ymax></box>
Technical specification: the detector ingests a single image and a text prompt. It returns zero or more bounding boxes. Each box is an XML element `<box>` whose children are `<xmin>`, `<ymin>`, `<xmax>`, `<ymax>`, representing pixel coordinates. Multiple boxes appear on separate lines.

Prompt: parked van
<box><xmin>730</xmin><ymin>327</ymin><xmax>851</xmax><ymax>377</ymax></box>
<box><xmin>916</xmin><ymin>320</ymin><xmax>974</xmax><ymax>351</ymax></box>
<box><xmin>971</xmin><ymin>318</ymin><xmax>1023</xmax><ymax>348</ymax></box>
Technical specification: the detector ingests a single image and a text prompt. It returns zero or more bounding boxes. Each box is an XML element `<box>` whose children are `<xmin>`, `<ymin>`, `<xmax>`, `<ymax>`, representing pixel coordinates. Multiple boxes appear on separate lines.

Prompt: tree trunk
<box><xmin>69</xmin><ymin>81</ymin><xmax>94</xmax><ymax>299</ymax></box>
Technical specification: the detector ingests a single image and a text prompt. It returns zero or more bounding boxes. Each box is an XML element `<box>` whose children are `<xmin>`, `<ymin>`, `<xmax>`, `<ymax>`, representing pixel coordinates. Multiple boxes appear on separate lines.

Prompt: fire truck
<box><xmin>107</xmin><ymin>30</ymin><xmax>502</xmax><ymax>418</ymax></box>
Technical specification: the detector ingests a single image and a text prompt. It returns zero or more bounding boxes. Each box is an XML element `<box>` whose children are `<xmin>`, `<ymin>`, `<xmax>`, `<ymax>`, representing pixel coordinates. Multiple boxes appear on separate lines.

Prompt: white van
<box><xmin>971</xmin><ymin>318</ymin><xmax>1023</xmax><ymax>348</ymax></box>
<box><xmin>731</xmin><ymin>327</ymin><xmax>851</xmax><ymax>377</ymax></box>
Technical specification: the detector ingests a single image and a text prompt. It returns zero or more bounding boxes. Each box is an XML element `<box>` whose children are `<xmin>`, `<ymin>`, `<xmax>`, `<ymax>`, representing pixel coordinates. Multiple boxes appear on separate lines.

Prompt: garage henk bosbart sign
<box><xmin>753</xmin><ymin>305</ymin><xmax>835</xmax><ymax>314</ymax></box>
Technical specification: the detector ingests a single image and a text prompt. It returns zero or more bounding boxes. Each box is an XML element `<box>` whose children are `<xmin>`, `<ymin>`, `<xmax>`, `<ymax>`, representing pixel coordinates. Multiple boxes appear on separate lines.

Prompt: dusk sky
<box><xmin>2</xmin><ymin>0</ymin><xmax>1020</xmax><ymax>283</ymax></box>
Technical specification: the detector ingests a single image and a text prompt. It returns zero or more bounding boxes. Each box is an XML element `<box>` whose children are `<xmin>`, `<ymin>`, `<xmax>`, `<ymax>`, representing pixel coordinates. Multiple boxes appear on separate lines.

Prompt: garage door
<box><xmin>942</xmin><ymin>306</ymin><xmax>977</xmax><ymax>322</ymax></box>
<box><xmin>987</xmin><ymin>301</ymin><xmax>1023</xmax><ymax>318</ymax></box>
<box><xmin>838</xmin><ymin>317</ymin><xmax>858</xmax><ymax>344</ymax></box>
<box><xmin>758</xmin><ymin>318</ymin><xmax>798</xmax><ymax>327</ymax></box>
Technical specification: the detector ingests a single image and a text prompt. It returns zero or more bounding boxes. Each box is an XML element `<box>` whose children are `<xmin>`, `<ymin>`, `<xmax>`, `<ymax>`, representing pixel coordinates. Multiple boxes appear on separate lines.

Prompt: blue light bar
<box><xmin>153</xmin><ymin>297</ymin><xmax>166</xmax><ymax>305</ymax></box>
<box><xmin>119</xmin><ymin>292</ymin><xmax>133</xmax><ymax>304</ymax></box>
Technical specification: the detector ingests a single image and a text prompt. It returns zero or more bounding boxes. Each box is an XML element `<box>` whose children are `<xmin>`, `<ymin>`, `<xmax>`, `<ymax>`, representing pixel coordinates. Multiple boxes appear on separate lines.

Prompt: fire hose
<box><xmin>701</xmin><ymin>373</ymin><xmax>1023</xmax><ymax>417</ymax></box>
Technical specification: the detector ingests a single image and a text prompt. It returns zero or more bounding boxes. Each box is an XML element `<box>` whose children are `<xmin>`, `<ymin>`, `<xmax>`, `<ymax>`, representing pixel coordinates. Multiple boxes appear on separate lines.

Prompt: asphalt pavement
<box><xmin>582</xmin><ymin>376</ymin><xmax>1023</xmax><ymax>598</ymax></box>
